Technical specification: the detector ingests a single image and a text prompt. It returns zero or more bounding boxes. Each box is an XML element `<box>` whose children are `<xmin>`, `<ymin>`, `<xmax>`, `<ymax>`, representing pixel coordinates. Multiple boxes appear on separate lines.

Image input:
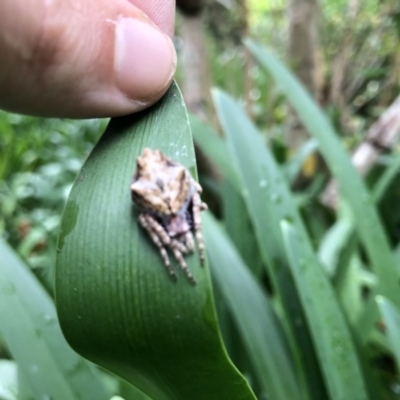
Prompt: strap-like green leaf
<box><xmin>204</xmin><ymin>212</ymin><xmax>299</xmax><ymax>400</ymax></box>
<box><xmin>376</xmin><ymin>296</ymin><xmax>400</xmax><ymax>372</ymax></box>
<box><xmin>213</xmin><ymin>88</ymin><xmax>327</xmax><ymax>400</ymax></box>
<box><xmin>0</xmin><ymin>238</ymin><xmax>111</xmax><ymax>400</ymax></box>
<box><xmin>212</xmin><ymin>88</ymin><xmax>372</xmax><ymax>400</ymax></box>
<box><xmin>56</xmin><ymin>82</ymin><xmax>256</xmax><ymax>400</ymax></box>
<box><xmin>245</xmin><ymin>39</ymin><xmax>400</xmax><ymax>308</ymax></box>
<box><xmin>281</xmin><ymin>222</ymin><xmax>368</xmax><ymax>400</ymax></box>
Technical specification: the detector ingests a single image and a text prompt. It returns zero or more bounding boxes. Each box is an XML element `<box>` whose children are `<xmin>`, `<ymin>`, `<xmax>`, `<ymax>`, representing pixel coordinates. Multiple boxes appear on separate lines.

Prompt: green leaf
<box><xmin>190</xmin><ymin>114</ymin><xmax>238</xmax><ymax>189</ymax></box>
<box><xmin>190</xmin><ymin>115</ymin><xmax>263</xmax><ymax>277</ymax></box>
<box><xmin>119</xmin><ymin>379</ymin><xmax>152</xmax><ymax>400</ymax></box>
<box><xmin>204</xmin><ymin>212</ymin><xmax>299</xmax><ymax>400</ymax></box>
<box><xmin>376</xmin><ymin>296</ymin><xmax>400</xmax><ymax>372</ymax></box>
<box><xmin>372</xmin><ymin>154</ymin><xmax>400</xmax><ymax>203</ymax></box>
<box><xmin>56</xmin><ymin>82</ymin><xmax>256</xmax><ymax>400</ymax></box>
<box><xmin>246</xmin><ymin>40</ymin><xmax>400</xmax><ymax>308</ymax></box>
<box><xmin>281</xmin><ymin>221</ymin><xmax>368</xmax><ymax>400</ymax></box>
<box><xmin>220</xmin><ymin>180</ymin><xmax>264</xmax><ymax>277</ymax></box>
<box><xmin>213</xmin><ymin>88</ymin><xmax>328</xmax><ymax>400</ymax></box>
<box><xmin>0</xmin><ymin>238</ymin><xmax>111</xmax><ymax>400</ymax></box>
<box><xmin>318</xmin><ymin>203</ymin><xmax>355</xmax><ymax>277</ymax></box>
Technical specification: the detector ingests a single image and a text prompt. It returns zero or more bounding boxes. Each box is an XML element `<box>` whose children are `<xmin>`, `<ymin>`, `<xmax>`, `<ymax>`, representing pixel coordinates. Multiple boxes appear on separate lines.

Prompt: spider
<box><xmin>130</xmin><ymin>148</ymin><xmax>207</xmax><ymax>284</ymax></box>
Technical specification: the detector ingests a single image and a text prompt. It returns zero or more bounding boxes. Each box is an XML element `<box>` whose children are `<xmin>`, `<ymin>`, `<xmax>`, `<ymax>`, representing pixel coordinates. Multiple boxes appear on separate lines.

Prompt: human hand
<box><xmin>0</xmin><ymin>0</ymin><xmax>176</xmax><ymax>118</ymax></box>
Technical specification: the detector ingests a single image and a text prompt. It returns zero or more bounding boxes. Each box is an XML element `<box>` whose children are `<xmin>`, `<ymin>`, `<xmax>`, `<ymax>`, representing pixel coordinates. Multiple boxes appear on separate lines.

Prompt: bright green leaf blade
<box><xmin>204</xmin><ymin>212</ymin><xmax>299</xmax><ymax>400</ymax></box>
<box><xmin>211</xmin><ymin>89</ymin><xmax>307</xmax><ymax>279</ymax></box>
<box><xmin>281</xmin><ymin>221</ymin><xmax>368</xmax><ymax>400</ymax></box>
<box><xmin>246</xmin><ymin>39</ymin><xmax>400</xmax><ymax>307</ymax></box>
<box><xmin>372</xmin><ymin>154</ymin><xmax>400</xmax><ymax>203</ymax></box>
<box><xmin>214</xmin><ymin>91</ymin><xmax>366</xmax><ymax>399</ymax></box>
<box><xmin>213</xmin><ymin>88</ymin><xmax>327</xmax><ymax>400</ymax></box>
<box><xmin>0</xmin><ymin>238</ymin><xmax>111</xmax><ymax>400</ymax></box>
<box><xmin>220</xmin><ymin>180</ymin><xmax>263</xmax><ymax>277</ymax></box>
<box><xmin>190</xmin><ymin>114</ymin><xmax>238</xmax><ymax>189</ymax></box>
<box><xmin>190</xmin><ymin>115</ymin><xmax>263</xmax><ymax>276</ymax></box>
<box><xmin>376</xmin><ymin>296</ymin><xmax>400</xmax><ymax>372</ymax></box>
<box><xmin>17</xmin><ymin>369</ymin><xmax>35</xmax><ymax>400</ymax></box>
<box><xmin>318</xmin><ymin>204</ymin><xmax>355</xmax><ymax>277</ymax></box>
<box><xmin>56</xmin><ymin>82</ymin><xmax>256</xmax><ymax>400</ymax></box>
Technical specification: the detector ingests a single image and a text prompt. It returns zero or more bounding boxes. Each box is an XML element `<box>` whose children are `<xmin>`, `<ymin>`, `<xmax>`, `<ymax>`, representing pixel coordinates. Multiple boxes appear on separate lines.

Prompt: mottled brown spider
<box><xmin>130</xmin><ymin>148</ymin><xmax>207</xmax><ymax>284</ymax></box>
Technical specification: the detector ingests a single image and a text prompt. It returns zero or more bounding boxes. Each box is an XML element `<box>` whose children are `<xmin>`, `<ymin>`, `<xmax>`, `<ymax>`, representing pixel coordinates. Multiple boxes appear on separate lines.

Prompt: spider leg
<box><xmin>184</xmin><ymin>231</ymin><xmax>195</xmax><ymax>253</ymax></box>
<box><xmin>192</xmin><ymin>191</ymin><xmax>206</xmax><ymax>265</ymax></box>
<box><xmin>194</xmin><ymin>182</ymin><xmax>208</xmax><ymax>211</ymax></box>
<box><xmin>171</xmin><ymin>237</ymin><xmax>188</xmax><ymax>254</ymax></box>
<box><xmin>170</xmin><ymin>240</ymin><xmax>196</xmax><ymax>284</ymax></box>
<box><xmin>194</xmin><ymin>182</ymin><xmax>203</xmax><ymax>193</ymax></box>
<box><xmin>138</xmin><ymin>213</ymin><xmax>177</xmax><ymax>281</ymax></box>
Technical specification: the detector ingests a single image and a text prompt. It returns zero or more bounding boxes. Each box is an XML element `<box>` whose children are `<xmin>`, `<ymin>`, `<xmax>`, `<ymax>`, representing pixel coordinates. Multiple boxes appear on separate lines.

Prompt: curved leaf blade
<box><xmin>190</xmin><ymin>114</ymin><xmax>239</xmax><ymax>189</ymax></box>
<box><xmin>213</xmin><ymin>88</ymin><xmax>328</xmax><ymax>400</ymax></box>
<box><xmin>56</xmin><ymin>82</ymin><xmax>256</xmax><ymax>400</ymax></box>
<box><xmin>0</xmin><ymin>238</ymin><xmax>111</xmax><ymax>400</ymax></box>
<box><xmin>372</xmin><ymin>154</ymin><xmax>400</xmax><ymax>203</ymax></box>
<box><xmin>281</xmin><ymin>221</ymin><xmax>368</xmax><ymax>400</ymax></box>
<box><xmin>246</xmin><ymin>39</ymin><xmax>400</xmax><ymax>307</ymax></box>
<box><xmin>213</xmin><ymin>88</ymin><xmax>370</xmax><ymax>400</ymax></box>
<box><xmin>376</xmin><ymin>296</ymin><xmax>400</xmax><ymax>372</ymax></box>
<box><xmin>204</xmin><ymin>212</ymin><xmax>299</xmax><ymax>400</ymax></box>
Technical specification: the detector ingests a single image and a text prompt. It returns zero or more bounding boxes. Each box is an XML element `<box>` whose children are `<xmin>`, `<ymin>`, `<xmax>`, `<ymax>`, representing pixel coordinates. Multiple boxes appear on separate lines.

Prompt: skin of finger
<box><xmin>0</xmin><ymin>0</ymin><xmax>176</xmax><ymax>118</ymax></box>
<box><xmin>128</xmin><ymin>0</ymin><xmax>175</xmax><ymax>37</ymax></box>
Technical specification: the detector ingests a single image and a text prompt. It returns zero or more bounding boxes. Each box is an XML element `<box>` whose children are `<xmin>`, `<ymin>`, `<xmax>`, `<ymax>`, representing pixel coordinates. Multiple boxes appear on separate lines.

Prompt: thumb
<box><xmin>0</xmin><ymin>0</ymin><xmax>177</xmax><ymax>118</ymax></box>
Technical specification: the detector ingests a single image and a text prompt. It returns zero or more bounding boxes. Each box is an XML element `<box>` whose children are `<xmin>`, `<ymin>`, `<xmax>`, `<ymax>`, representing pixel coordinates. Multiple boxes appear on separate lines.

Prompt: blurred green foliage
<box><xmin>2</xmin><ymin>1</ymin><xmax>400</xmax><ymax>399</ymax></box>
<box><xmin>0</xmin><ymin>114</ymin><xmax>107</xmax><ymax>292</ymax></box>
<box><xmin>208</xmin><ymin>0</ymin><xmax>400</xmax><ymax>136</ymax></box>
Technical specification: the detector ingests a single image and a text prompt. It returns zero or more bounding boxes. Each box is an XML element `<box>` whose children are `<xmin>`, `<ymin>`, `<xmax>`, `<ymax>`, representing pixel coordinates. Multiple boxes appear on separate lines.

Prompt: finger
<box><xmin>129</xmin><ymin>0</ymin><xmax>175</xmax><ymax>37</ymax></box>
<box><xmin>0</xmin><ymin>0</ymin><xmax>176</xmax><ymax>118</ymax></box>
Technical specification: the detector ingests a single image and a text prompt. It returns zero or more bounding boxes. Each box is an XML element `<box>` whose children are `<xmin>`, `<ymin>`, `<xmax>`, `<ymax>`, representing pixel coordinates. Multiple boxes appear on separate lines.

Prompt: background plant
<box><xmin>1</xmin><ymin>1</ymin><xmax>400</xmax><ymax>399</ymax></box>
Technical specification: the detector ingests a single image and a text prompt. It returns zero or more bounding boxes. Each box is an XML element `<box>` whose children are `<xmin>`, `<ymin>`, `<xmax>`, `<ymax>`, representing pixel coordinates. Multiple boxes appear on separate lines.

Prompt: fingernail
<box><xmin>114</xmin><ymin>17</ymin><xmax>177</xmax><ymax>103</ymax></box>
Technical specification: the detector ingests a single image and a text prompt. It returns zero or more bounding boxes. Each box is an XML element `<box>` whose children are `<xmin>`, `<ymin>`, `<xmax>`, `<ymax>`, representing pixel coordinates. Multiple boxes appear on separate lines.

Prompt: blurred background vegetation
<box><xmin>2</xmin><ymin>0</ymin><xmax>400</xmax><ymax>399</ymax></box>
